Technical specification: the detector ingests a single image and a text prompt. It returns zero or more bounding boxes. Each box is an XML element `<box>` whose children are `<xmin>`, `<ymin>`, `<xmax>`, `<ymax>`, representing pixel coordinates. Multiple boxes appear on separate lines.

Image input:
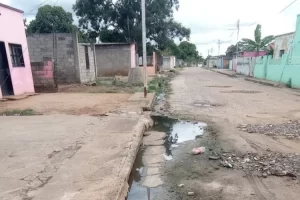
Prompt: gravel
<box><xmin>237</xmin><ymin>120</ymin><xmax>300</xmax><ymax>139</ymax></box>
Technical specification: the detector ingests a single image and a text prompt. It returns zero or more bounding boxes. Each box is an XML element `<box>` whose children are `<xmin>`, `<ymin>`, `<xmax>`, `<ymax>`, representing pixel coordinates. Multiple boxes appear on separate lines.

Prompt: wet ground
<box><xmin>127</xmin><ymin>116</ymin><xmax>207</xmax><ymax>200</ymax></box>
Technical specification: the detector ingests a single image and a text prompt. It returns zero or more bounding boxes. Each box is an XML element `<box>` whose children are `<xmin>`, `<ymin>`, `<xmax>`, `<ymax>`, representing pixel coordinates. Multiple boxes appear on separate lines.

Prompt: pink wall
<box><xmin>130</xmin><ymin>43</ymin><xmax>136</xmax><ymax>68</ymax></box>
<box><xmin>146</xmin><ymin>52</ymin><xmax>156</xmax><ymax>76</ymax></box>
<box><xmin>0</xmin><ymin>5</ymin><xmax>34</xmax><ymax>97</ymax></box>
<box><xmin>242</xmin><ymin>51</ymin><xmax>267</xmax><ymax>57</ymax></box>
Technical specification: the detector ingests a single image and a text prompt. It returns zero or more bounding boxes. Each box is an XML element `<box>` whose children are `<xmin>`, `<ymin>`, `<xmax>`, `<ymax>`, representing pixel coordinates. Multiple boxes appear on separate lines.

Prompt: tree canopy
<box><xmin>241</xmin><ymin>24</ymin><xmax>274</xmax><ymax>52</ymax></box>
<box><xmin>73</xmin><ymin>0</ymin><xmax>191</xmax><ymax>54</ymax></box>
<box><xmin>26</xmin><ymin>5</ymin><xmax>74</xmax><ymax>34</ymax></box>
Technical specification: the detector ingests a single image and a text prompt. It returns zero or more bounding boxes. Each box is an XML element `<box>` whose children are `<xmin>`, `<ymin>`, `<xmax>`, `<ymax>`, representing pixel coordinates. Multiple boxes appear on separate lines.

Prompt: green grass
<box><xmin>148</xmin><ymin>76</ymin><xmax>168</xmax><ymax>94</ymax></box>
<box><xmin>2</xmin><ymin>109</ymin><xmax>37</xmax><ymax>116</ymax></box>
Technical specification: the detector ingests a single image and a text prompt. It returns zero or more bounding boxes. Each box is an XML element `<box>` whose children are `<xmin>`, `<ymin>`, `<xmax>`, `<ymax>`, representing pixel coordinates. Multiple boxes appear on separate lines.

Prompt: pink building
<box><xmin>0</xmin><ymin>3</ymin><xmax>34</xmax><ymax>99</ymax></box>
<box><xmin>240</xmin><ymin>51</ymin><xmax>267</xmax><ymax>57</ymax></box>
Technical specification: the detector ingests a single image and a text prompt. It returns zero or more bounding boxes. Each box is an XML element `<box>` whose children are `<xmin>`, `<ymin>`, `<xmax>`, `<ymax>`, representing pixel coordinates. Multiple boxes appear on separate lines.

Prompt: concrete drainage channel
<box><xmin>126</xmin><ymin>115</ymin><xmax>207</xmax><ymax>200</ymax></box>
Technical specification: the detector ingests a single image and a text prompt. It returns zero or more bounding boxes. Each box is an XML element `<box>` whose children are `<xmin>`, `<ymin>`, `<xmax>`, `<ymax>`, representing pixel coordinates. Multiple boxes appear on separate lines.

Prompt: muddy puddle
<box><xmin>127</xmin><ymin>116</ymin><xmax>207</xmax><ymax>200</ymax></box>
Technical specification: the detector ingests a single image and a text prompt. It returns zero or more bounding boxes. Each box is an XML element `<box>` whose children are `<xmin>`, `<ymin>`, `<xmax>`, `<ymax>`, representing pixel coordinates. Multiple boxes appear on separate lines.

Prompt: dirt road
<box><xmin>156</xmin><ymin>68</ymin><xmax>300</xmax><ymax>200</ymax></box>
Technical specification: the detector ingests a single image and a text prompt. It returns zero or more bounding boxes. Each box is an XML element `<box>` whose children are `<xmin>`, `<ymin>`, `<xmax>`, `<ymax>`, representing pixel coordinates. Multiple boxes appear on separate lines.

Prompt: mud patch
<box><xmin>220</xmin><ymin>90</ymin><xmax>261</xmax><ymax>94</ymax></box>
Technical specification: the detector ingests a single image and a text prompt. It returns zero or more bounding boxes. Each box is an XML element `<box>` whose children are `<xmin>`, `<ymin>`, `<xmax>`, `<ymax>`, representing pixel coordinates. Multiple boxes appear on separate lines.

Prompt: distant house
<box><xmin>94</xmin><ymin>43</ymin><xmax>136</xmax><ymax>76</ymax></box>
<box><xmin>239</xmin><ymin>51</ymin><xmax>267</xmax><ymax>58</ymax></box>
<box><xmin>27</xmin><ymin>33</ymin><xmax>96</xmax><ymax>90</ymax></box>
<box><xmin>161</xmin><ymin>56</ymin><xmax>176</xmax><ymax>70</ymax></box>
<box><xmin>0</xmin><ymin>3</ymin><xmax>35</xmax><ymax>99</ymax></box>
<box><xmin>273</xmin><ymin>32</ymin><xmax>294</xmax><ymax>58</ymax></box>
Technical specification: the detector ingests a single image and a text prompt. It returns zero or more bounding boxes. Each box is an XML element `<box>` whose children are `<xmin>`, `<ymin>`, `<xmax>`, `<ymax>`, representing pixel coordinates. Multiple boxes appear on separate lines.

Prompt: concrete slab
<box><xmin>128</xmin><ymin>92</ymin><xmax>155</xmax><ymax>111</ymax></box>
<box><xmin>0</xmin><ymin>114</ymin><xmax>152</xmax><ymax>200</ymax></box>
<box><xmin>143</xmin><ymin>154</ymin><xmax>165</xmax><ymax>165</ymax></box>
<box><xmin>143</xmin><ymin>140</ymin><xmax>165</xmax><ymax>146</ymax></box>
<box><xmin>141</xmin><ymin>175</ymin><xmax>163</xmax><ymax>188</ymax></box>
<box><xmin>144</xmin><ymin>146</ymin><xmax>165</xmax><ymax>155</ymax></box>
<box><xmin>143</xmin><ymin>131</ymin><xmax>166</xmax><ymax>142</ymax></box>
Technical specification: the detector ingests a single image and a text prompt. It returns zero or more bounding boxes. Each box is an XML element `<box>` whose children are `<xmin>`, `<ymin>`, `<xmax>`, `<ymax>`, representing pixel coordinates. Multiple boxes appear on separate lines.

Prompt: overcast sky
<box><xmin>3</xmin><ymin>0</ymin><xmax>300</xmax><ymax>56</ymax></box>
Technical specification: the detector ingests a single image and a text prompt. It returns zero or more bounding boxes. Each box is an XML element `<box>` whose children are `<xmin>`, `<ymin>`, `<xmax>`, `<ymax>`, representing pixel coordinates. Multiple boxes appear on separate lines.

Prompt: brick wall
<box><xmin>95</xmin><ymin>44</ymin><xmax>132</xmax><ymax>76</ymax></box>
<box><xmin>78</xmin><ymin>44</ymin><xmax>96</xmax><ymax>83</ymax></box>
<box><xmin>27</xmin><ymin>33</ymin><xmax>78</xmax><ymax>84</ymax></box>
<box><xmin>31</xmin><ymin>57</ymin><xmax>54</xmax><ymax>87</ymax></box>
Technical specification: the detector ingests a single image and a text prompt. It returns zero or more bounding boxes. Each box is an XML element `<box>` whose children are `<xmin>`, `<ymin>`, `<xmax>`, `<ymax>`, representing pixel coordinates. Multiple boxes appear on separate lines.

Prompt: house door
<box><xmin>0</xmin><ymin>42</ymin><xmax>14</xmax><ymax>96</ymax></box>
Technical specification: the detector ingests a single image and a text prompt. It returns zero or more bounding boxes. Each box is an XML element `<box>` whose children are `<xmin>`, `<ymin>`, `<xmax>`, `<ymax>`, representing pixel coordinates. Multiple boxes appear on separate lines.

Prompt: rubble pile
<box><xmin>237</xmin><ymin>120</ymin><xmax>300</xmax><ymax>139</ymax></box>
<box><xmin>215</xmin><ymin>151</ymin><xmax>300</xmax><ymax>179</ymax></box>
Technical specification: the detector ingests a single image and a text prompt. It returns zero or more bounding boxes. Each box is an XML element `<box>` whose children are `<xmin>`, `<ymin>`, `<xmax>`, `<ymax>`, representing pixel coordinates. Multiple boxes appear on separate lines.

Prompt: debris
<box><xmin>209</xmin><ymin>156</ymin><xmax>220</xmax><ymax>160</ymax></box>
<box><xmin>192</xmin><ymin>147</ymin><xmax>206</xmax><ymax>155</ymax></box>
<box><xmin>238</xmin><ymin>120</ymin><xmax>300</xmax><ymax>139</ymax></box>
<box><xmin>178</xmin><ymin>184</ymin><xmax>184</xmax><ymax>188</ymax></box>
<box><xmin>262</xmin><ymin>173</ymin><xmax>268</xmax><ymax>178</ymax></box>
<box><xmin>187</xmin><ymin>192</ymin><xmax>195</xmax><ymax>196</ymax></box>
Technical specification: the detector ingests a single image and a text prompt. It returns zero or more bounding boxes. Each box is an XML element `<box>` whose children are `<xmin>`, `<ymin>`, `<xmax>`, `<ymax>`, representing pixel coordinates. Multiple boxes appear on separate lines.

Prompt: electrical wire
<box><xmin>279</xmin><ymin>0</ymin><xmax>298</xmax><ymax>13</ymax></box>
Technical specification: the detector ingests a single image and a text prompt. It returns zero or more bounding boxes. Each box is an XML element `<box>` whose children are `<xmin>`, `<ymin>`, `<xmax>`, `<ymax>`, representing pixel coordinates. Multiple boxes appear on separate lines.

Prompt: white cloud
<box><xmin>174</xmin><ymin>0</ymin><xmax>300</xmax><ymax>56</ymax></box>
<box><xmin>5</xmin><ymin>0</ymin><xmax>300</xmax><ymax>57</ymax></box>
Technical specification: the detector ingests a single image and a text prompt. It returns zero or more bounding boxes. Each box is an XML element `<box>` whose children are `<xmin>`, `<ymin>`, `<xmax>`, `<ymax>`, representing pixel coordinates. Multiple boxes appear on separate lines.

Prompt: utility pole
<box><xmin>236</xmin><ymin>19</ymin><xmax>240</xmax><ymax>65</ymax></box>
<box><xmin>217</xmin><ymin>39</ymin><xmax>222</xmax><ymax>56</ymax></box>
<box><xmin>141</xmin><ymin>0</ymin><xmax>147</xmax><ymax>97</ymax></box>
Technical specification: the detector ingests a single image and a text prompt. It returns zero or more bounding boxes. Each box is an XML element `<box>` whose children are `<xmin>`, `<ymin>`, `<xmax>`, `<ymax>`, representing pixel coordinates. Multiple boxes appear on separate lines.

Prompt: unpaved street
<box><xmin>155</xmin><ymin>68</ymin><xmax>300</xmax><ymax>200</ymax></box>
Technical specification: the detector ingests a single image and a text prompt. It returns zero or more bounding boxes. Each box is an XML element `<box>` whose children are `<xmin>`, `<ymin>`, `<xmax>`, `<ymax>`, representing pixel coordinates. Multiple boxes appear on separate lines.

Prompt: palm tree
<box><xmin>241</xmin><ymin>24</ymin><xmax>274</xmax><ymax>54</ymax></box>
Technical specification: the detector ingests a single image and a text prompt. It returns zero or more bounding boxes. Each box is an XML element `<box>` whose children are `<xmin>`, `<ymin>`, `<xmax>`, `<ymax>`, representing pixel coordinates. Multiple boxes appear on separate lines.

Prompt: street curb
<box><xmin>244</xmin><ymin>77</ymin><xmax>276</xmax><ymax>87</ymax></box>
<box><xmin>114</xmin><ymin>115</ymin><xmax>153</xmax><ymax>200</ymax></box>
<box><xmin>142</xmin><ymin>93</ymin><xmax>156</xmax><ymax>111</ymax></box>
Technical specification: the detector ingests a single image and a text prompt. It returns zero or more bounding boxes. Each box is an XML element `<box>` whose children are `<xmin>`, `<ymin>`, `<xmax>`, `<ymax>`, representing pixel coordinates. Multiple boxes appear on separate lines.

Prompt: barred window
<box><xmin>9</xmin><ymin>44</ymin><xmax>25</xmax><ymax>67</ymax></box>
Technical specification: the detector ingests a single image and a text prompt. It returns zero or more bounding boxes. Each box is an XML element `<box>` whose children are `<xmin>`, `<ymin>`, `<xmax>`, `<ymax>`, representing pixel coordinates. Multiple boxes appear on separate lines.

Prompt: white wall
<box><xmin>274</xmin><ymin>33</ymin><xmax>294</xmax><ymax>59</ymax></box>
<box><xmin>236</xmin><ymin>57</ymin><xmax>256</xmax><ymax>77</ymax></box>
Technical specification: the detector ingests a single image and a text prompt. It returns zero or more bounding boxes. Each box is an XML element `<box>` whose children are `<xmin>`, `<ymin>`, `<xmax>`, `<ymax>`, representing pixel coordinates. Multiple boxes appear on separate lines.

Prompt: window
<box><xmin>279</xmin><ymin>50</ymin><xmax>285</xmax><ymax>57</ymax></box>
<box><xmin>84</xmin><ymin>46</ymin><xmax>90</xmax><ymax>69</ymax></box>
<box><xmin>9</xmin><ymin>44</ymin><xmax>25</xmax><ymax>67</ymax></box>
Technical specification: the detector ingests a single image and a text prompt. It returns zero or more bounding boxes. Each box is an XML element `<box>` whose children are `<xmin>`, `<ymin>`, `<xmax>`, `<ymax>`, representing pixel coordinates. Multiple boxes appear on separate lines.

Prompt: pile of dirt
<box><xmin>209</xmin><ymin>151</ymin><xmax>300</xmax><ymax>180</ymax></box>
<box><xmin>237</xmin><ymin>120</ymin><xmax>300</xmax><ymax>139</ymax></box>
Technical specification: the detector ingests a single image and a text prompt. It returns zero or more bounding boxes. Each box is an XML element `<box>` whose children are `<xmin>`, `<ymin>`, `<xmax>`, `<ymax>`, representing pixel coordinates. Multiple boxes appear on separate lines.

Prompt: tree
<box><xmin>226</xmin><ymin>42</ymin><xmax>245</xmax><ymax>57</ymax></box>
<box><xmin>241</xmin><ymin>24</ymin><xmax>274</xmax><ymax>53</ymax></box>
<box><xmin>26</xmin><ymin>5</ymin><xmax>74</xmax><ymax>34</ymax></box>
<box><xmin>73</xmin><ymin>0</ymin><xmax>190</xmax><ymax>55</ymax></box>
<box><xmin>177</xmin><ymin>41</ymin><xmax>203</xmax><ymax>64</ymax></box>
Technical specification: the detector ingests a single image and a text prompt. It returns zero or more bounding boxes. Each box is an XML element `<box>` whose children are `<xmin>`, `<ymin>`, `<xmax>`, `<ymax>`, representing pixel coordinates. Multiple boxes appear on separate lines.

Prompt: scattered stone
<box><xmin>187</xmin><ymin>192</ymin><xmax>195</xmax><ymax>196</ymax></box>
<box><xmin>237</xmin><ymin>120</ymin><xmax>300</xmax><ymax>139</ymax></box>
<box><xmin>262</xmin><ymin>173</ymin><xmax>268</xmax><ymax>178</ymax></box>
<box><xmin>178</xmin><ymin>184</ymin><xmax>184</xmax><ymax>188</ymax></box>
<box><xmin>209</xmin><ymin>156</ymin><xmax>220</xmax><ymax>160</ymax></box>
<box><xmin>217</xmin><ymin>151</ymin><xmax>300</xmax><ymax>180</ymax></box>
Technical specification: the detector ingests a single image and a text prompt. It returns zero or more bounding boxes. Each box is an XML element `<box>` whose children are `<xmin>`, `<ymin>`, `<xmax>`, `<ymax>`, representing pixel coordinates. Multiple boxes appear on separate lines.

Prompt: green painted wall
<box><xmin>253</xmin><ymin>14</ymin><xmax>300</xmax><ymax>88</ymax></box>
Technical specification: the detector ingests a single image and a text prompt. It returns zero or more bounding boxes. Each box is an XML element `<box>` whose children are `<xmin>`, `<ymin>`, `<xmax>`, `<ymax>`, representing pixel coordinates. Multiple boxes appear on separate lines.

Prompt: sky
<box><xmin>2</xmin><ymin>0</ymin><xmax>300</xmax><ymax>57</ymax></box>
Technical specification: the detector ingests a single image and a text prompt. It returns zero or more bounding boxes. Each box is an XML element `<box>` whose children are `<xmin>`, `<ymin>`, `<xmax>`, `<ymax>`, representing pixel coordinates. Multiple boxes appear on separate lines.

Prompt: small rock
<box><xmin>178</xmin><ymin>184</ymin><xmax>184</xmax><ymax>188</ymax></box>
<box><xmin>143</xmin><ymin>132</ymin><xmax>151</xmax><ymax>136</ymax></box>
<box><xmin>243</xmin><ymin>158</ymin><xmax>251</xmax><ymax>163</ymax></box>
<box><xmin>187</xmin><ymin>192</ymin><xmax>195</xmax><ymax>196</ymax></box>
<box><xmin>209</xmin><ymin>156</ymin><xmax>220</xmax><ymax>160</ymax></box>
<box><xmin>262</xmin><ymin>173</ymin><xmax>268</xmax><ymax>178</ymax></box>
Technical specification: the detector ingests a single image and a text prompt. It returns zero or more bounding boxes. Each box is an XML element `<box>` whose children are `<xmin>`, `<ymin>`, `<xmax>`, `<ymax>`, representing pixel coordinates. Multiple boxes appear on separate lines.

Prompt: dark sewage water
<box><xmin>126</xmin><ymin>116</ymin><xmax>207</xmax><ymax>200</ymax></box>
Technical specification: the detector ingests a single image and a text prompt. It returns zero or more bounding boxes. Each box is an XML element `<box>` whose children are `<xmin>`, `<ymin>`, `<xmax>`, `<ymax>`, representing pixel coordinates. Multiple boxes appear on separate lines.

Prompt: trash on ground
<box><xmin>192</xmin><ymin>147</ymin><xmax>206</xmax><ymax>155</ymax></box>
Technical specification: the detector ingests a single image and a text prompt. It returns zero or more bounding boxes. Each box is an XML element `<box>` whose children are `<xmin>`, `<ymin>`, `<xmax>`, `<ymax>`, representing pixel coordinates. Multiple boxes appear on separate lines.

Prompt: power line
<box><xmin>27</xmin><ymin>0</ymin><xmax>51</xmax><ymax>14</ymax></box>
<box><xmin>279</xmin><ymin>0</ymin><xmax>298</xmax><ymax>13</ymax></box>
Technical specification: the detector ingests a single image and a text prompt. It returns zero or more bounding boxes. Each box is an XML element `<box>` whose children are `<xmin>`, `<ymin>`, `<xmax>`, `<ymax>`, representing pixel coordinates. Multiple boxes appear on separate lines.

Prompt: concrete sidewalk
<box><xmin>244</xmin><ymin>77</ymin><xmax>280</xmax><ymax>87</ymax></box>
<box><xmin>0</xmin><ymin>114</ymin><xmax>152</xmax><ymax>200</ymax></box>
